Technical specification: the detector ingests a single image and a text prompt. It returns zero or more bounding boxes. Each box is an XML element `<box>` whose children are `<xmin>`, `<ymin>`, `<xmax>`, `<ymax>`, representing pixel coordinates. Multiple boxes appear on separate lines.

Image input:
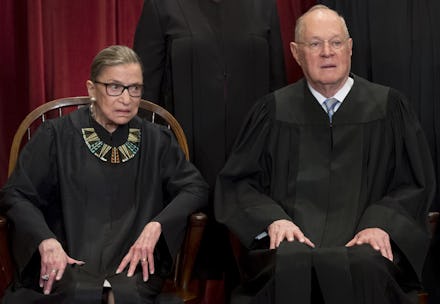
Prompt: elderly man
<box><xmin>215</xmin><ymin>5</ymin><xmax>435</xmax><ymax>304</ymax></box>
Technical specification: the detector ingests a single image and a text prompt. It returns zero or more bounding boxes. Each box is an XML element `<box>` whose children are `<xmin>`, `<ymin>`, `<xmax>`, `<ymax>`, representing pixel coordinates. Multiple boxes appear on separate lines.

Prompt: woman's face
<box><xmin>86</xmin><ymin>63</ymin><xmax>142</xmax><ymax>132</ymax></box>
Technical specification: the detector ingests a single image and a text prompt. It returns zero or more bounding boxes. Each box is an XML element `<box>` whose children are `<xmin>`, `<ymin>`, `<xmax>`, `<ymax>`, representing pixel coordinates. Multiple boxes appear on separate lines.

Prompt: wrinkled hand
<box><xmin>267</xmin><ymin>219</ymin><xmax>315</xmax><ymax>249</ymax></box>
<box><xmin>346</xmin><ymin>228</ymin><xmax>393</xmax><ymax>261</ymax></box>
<box><xmin>38</xmin><ymin>238</ymin><xmax>85</xmax><ymax>295</ymax></box>
<box><xmin>116</xmin><ymin>221</ymin><xmax>161</xmax><ymax>282</ymax></box>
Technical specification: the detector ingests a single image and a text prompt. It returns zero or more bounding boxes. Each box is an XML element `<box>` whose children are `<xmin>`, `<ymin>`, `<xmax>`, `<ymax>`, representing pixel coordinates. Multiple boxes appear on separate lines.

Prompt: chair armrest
<box><xmin>0</xmin><ymin>215</ymin><xmax>13</xmax><ymax>298</ymax></box>
<box><xmin>177</xmin><ymin>212</ymin><xmax>208</xmax><ymax>291</ymax></box>
<box><xmin>428</xmin><ymin>212</ymin><xmax>439</xmax><ymax>235</ymax></box>
<box><xmin>160</xmin><ymin>212</ymin><xmax>208</xmax><ymax>303</ymax></box>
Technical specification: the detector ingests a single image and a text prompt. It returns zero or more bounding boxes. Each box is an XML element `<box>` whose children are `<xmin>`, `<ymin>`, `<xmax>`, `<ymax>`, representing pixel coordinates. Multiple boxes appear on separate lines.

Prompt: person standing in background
<box><xmin>133</xmin><ymin>0</ymin><xmax>286</xmax><ymax>299</ymax></box>
<box><xmin>133</xmin><ymin>0</ymin><xmax>286</xmax><ymax>188</ymax></box>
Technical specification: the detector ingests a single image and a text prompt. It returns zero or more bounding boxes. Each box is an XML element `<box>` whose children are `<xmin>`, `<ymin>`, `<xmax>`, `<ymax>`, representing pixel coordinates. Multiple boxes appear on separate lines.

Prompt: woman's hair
<box><xmin>90</xmin><ymin>45</ymin><xmax>143</xmax><ymax>81</ymax></box>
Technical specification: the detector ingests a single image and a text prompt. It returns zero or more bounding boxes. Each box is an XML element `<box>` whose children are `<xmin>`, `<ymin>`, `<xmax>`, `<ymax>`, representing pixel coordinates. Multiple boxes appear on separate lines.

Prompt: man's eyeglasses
<box><xmin>297</xmin><ymin>37</ymin><xmax>349</xmax><ymax>53</ymax></box>
<box><xmin>94</xmin><ymin>81</ymin><xmax>143</xmax><ymax>97</ymax></box>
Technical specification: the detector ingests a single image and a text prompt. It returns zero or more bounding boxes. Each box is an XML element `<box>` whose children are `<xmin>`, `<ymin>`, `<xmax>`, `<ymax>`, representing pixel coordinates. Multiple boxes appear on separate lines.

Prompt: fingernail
<box><xmin>44</xmin><ymin>290</ymin><xmax>49</xmax><ymax>295</ymax></box>
<box><xmin>115</xmin><ymin>270</ymin><xmax>121</xmax><ymax>274</ymax></box>
<box><xmin>39</xmin><ymin>283</ymin><xmax>43</xmax><ymax>288</ymax></box>
<box><xmin>127</xmin><ymin>272</ymin><xmax>133</xmax><ymax>277</ymax></box>
<box><xmin>143</xmin><ymin>277</ymin><xmax>147</xmax><ymax>282</ymax></box>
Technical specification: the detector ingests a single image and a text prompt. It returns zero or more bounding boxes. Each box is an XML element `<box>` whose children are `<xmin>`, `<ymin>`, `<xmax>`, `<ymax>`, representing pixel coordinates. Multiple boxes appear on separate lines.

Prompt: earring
<box><xmin>89</xmin><ymin>102</ymin><xmax>96</xmax><ymax>119</ymax></box>
<box><xmin>90</xmin><ymin>96</ymin><xmax>96</xmax><ymax>101</ymax></box>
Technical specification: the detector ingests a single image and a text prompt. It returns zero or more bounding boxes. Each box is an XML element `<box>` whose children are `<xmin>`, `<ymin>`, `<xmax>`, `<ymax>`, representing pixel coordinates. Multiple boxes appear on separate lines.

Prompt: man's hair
<box><xmin>90</xmin><ymin>45</ymin><xmax>143</xmax><ymax>82</ymax></box>
<box><xmin>294</xmin><ymin>5</ymin><xmax>350</xmax><ymax>42</ymax></box>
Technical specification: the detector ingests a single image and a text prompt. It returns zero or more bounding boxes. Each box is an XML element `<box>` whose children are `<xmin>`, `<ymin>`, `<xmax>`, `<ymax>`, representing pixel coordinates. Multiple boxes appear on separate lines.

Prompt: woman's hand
<box><xmin>116</xmin><ymin>221</ymin><xmax>161</xmax><ymax>282</ymax></box>
<box><xmin>38</xmin><ymin>238</ymin><xmax>85</xmax><ymax>295</ymax></box>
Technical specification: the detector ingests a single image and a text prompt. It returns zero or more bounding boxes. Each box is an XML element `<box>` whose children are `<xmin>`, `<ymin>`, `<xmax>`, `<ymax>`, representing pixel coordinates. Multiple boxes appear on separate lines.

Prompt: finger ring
<box><xmin>41</xmin><ymin>274</ymin><xmax>49</xmax><ymax>281</ymax></box>
<box><xmin>51</xmin><ymin>269</ymin><xmax>58</xmax><ymax>274</ymax></box>
<box><xmin>141</xmin><ymin>258</ymin><xmax>147</xmax><ymax>263</ymax></box>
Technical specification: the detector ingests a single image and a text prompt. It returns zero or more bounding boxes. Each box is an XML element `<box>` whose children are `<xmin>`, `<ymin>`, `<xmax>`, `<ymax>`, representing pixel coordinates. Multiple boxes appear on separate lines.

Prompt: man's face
<box><xmin>290</xmin><ymin>9</ymin><xmax>353</xmax><ymax>95</ymax></box>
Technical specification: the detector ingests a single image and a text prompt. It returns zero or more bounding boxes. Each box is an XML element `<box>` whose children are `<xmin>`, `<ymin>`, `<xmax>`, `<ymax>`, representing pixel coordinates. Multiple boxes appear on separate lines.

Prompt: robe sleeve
<box><xmin>214</xmin><ymin>96</ymin><xmax>292</xmax><ymax>248</ymax></box>
<box><xmin>0</xmin><ymin>122</ymin><xmax>58</xmax><ymax>274</ymax></box>
<box><xmin>357</xmin><ymin>89</ymin><xmax>436</xmax><ymax>277</ymax></box>
<box><xmin>133</xmin><ymin>0</ymin><xmax>166</xmax><ymax>104</ymax></box>
<box><xmin>152</xmin><ymin>128</ymin><xmax>209</xmax><ymax>256</ymax></box>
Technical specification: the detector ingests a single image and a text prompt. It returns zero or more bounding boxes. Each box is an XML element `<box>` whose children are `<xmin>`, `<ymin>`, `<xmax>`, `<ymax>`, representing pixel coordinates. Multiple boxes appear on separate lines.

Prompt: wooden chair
<box><xmin>0</xmin><ymin>96</ymin><xmax>207</xmax><ymax>303</ymax></box>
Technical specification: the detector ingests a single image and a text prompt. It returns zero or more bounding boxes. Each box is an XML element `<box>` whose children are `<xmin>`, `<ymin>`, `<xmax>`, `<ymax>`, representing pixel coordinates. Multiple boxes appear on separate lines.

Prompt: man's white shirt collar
<box><xmin>308</xmin><ymin>76</ymin><xmax>354</xmax><ymax>112</ymax></box>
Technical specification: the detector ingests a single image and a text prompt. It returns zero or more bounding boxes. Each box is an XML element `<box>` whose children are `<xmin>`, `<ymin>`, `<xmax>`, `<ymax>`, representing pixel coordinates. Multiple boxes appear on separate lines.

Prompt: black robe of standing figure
<box><xmin>133</xmin><ymin>0</ymin><xmax>286</xmax><ymax>282</ymax></box>
<box><xmin>0</xmin><ymin>107</ymin><xmax>209</xmax><ymax>303</ymax></box>
<box><xmin>133</xmin><ymin>0</ymin><xmax>286</xmax><ymax>188</ymax></box>
<box><xmin>214</xmin><ymin>75</ymin><xmax>436</xmax><ymax>304</ymax></box>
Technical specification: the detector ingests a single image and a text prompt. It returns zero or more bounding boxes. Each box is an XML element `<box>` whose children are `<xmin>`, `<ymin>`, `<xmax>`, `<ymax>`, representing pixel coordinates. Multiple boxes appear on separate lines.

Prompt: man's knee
<box><xmin>348</xmin><ymin>245</ymin><xmax>390</xmax><ymax>278</ymax></box>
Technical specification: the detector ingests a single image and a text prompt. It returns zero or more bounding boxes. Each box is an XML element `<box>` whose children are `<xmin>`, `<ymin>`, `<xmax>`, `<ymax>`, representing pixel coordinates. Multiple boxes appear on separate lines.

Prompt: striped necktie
<box><xmin>323</xmin><ymin>98</ymin><xmax>339</xmax><ymax>123</ymax></box>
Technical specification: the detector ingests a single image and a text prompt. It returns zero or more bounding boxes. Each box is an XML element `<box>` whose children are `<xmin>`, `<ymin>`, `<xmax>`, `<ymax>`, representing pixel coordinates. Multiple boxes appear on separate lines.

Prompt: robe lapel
<box><xmin>333</xmin><ymin>75</ymin><xmax>388</xmax><ymax>125</ymax></box>
<box><xmin>275</xmin><ymin>80</ymin><xmax>330</xmax><ymax>125</ymax></box>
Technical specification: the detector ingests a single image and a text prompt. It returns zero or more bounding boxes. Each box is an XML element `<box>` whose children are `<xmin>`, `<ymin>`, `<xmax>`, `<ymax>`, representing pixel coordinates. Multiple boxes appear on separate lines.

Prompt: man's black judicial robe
<box><xmin>0</xmin><ymin>107</ymin><xmax>209</xmax><ymax>303</ymax></box>
<box><xmin>214</xmin><ymin>75</ymin><xmax>436</xmax><ymax>303</ymax></box>
<box><xmin>133</xmin><ymin>0</ymin><xmax>286</xmax><ymax>187</ymax></box>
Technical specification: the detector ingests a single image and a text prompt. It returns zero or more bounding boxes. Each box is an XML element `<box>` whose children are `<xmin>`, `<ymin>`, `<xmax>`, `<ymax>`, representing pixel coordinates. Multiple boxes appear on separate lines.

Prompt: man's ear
<box><xmin>347</xmin><ymin>38</ymin><xmax>353</xmax><ymax>57</ymax></box>
<box><xmin>290</xmin><ymin>42</ymin><xmax>301</xmax><ymax>66</ymax></box>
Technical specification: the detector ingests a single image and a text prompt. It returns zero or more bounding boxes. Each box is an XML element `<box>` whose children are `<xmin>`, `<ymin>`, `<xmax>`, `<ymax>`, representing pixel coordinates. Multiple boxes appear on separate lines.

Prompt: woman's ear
<box><xmin>86</xmin><ymin>80</ymin><xmax>95</xmax><ymax>98</ymax></box>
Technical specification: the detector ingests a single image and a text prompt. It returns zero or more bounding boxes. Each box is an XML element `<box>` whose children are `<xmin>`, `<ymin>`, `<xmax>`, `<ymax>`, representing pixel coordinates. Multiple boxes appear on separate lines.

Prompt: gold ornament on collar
<box><xmin>81</xmin><ymin>127</ymin><xmax>141</xmax><ymax>163</ymax></box>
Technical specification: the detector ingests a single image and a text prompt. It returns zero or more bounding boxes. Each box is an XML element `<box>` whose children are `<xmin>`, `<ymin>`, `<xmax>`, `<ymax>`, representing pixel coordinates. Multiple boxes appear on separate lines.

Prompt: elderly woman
<box><xmin>0</xmin><ymin>45</ymin><xmax>208</xmax><ymax>303</ymax></box>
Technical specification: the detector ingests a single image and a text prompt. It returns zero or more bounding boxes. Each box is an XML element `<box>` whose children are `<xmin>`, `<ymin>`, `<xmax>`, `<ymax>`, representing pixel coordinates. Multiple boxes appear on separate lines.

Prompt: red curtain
<box><xmin>277</xmin><ymin>0</ymin><xmax>317</xmax><ymax>83</ymax></box>
<box><xmin>0</xmin><ymin>0</ymin><xmax>144</xmax><ymax>186</ymax></box>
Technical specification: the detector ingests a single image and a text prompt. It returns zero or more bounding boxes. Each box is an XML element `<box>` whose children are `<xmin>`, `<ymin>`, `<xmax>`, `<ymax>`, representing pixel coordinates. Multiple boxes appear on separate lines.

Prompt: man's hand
<box><xmin>38</xmin><ymin>238</ymin><xmax>85</xmax><ymax>295</ymax></box>
<box><xmin>116</xmin><ymin>221</ymin><xmax>161</xmax><ymax>282</ymax></box>
<box><xmin>267</xmin><ymin>219</ymin><xmax>315</xmax><ymax>249</ymax></box>
<box><xmin>346</xmin><ymin>228</ymin><xmax>393</xmax><ymax>261</ymax></box>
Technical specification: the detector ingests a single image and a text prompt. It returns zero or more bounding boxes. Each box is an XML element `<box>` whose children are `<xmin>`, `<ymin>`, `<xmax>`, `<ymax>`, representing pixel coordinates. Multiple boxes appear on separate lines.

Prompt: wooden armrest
<box><xmin>428</xmin><ymin>211</ymin><xmax>439</xmax><ymax>235</ymax></box>
<box><xmin>177</xmin><ymin>212</ymin><xmax>208</xmax><ymax>290</ymax></box>
<box><xmin>161</xmin><ymin>212</ymin><xmax>208</xmax><ymax>303</ymax></box>
<box><xmin>0</xmin><ymin>215</ymin><xmax>13</xmax><ymax>298</ymax></box>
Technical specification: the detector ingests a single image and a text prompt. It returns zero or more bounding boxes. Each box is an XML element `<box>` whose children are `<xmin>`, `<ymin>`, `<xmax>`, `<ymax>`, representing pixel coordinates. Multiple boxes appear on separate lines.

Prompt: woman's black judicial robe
<box><xmin>214</xmin><ymin>75</ymin><xmax>436</xmax><ymax>303</ymax></box>
<box><xmin>0</xmin><ymin>107</ymin><xmax>209</xmax><ymax>303</ymax></box>
<box><xmin>133</xmin><ymin>0</ymin><xmax>286</xmax><ymax>187</ymax></box>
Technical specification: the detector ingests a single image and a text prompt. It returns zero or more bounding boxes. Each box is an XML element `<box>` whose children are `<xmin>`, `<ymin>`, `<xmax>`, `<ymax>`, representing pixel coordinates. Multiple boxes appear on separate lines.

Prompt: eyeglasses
<box><xmin>297</xmin><ymin>37</ymin><xmax>349</xmax><ymax>53</ymax></box>
<box><xmin>94</xmin><ymin>81</ymin><xmax>143</xmax><ymax>97</ymax></box>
